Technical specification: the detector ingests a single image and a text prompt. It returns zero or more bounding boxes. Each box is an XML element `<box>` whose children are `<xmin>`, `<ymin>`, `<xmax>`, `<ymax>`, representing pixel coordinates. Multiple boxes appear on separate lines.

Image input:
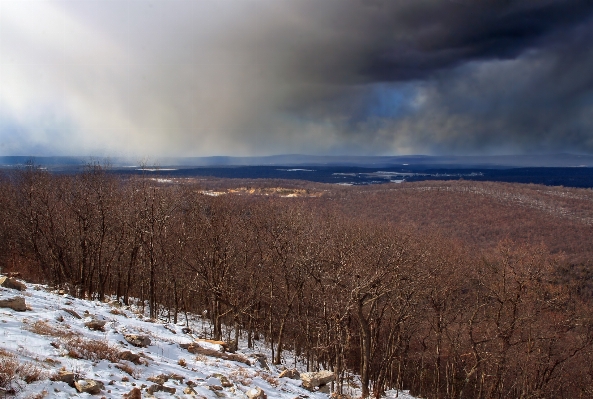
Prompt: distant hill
<box><xmin>3</xmin><ymin>153</ymin><xmax>593</xmax><ymax>168</ymax></box>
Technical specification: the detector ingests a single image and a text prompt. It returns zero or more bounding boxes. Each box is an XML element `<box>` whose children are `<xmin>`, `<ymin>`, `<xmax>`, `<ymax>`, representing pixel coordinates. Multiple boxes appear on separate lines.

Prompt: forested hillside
<box><xmin>1</xmin><ymin>166</ymin><xmax>593</xmax><ymax>398</ymax></box>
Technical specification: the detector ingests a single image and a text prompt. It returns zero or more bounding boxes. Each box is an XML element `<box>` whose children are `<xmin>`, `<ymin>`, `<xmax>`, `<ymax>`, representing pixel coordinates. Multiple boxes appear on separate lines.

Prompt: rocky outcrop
<box><xmin>0</xmin><ymin>276</ymin><xmax>26</xmax><ymax>291</ymax></box>
<box><xmin>214</xmin><ymin>374</ymin><xmax>232</xmax><ymax>388</ymax></box>
<box><xmin>147</xmin><ymin>384</ymin><xmax>175</xmax><ymax>395</ymax></box>
<box><xmin>84</xmin><ymin>319</ymin><xmax>107</xmax><ymax>331</ymax></box>
<box><xmin>120</xmin><ymin>350</ymin><xmax>143</xmax><ymax>365</ymax></box>
<box><xmin>300</xmin><ymin>370</ymin><xmax>336</xmax><ymax>391</ymax></box>
<box><xmin>74</xmin><ymin>379</ymin><xmax>105</xmax><ymax>394</ymax></box>
<box><xmin>123</xmin><ymin>387</ymin><xmax>142</xmax><ymax>399</ymax></box>
<box><xmin>180</xmin><ymin>343</ymin><xmax>250</xmax><ymax>365</ymax></box>
<box><xmin>246</xmin><ymin>387</ymin><xmax>267</xmax><ymax>399</ymax></box>
<box><xmin>124</xmin><ymin>334</ymin><xmax>151</xmax><ymax>347</ymax></box>
<box><xmin>278</xmin><ymin>368</ymin><xmax>300</xmax><ymax>379</ymax></box>
<box><xmin>147</xmin><ymin>374</ymin><xmax>169</xmax><ymax>385</ymax></box>
<box><xmin>195</xmin><ymin>338</ymin><xmax>230</xmax><ymax>352</ymax></box>
<box><xmin>53</xmin><ymin>370</ymin><xmax>75</xmax><ymax>387</ymax></box>
<box><xmin>0</xmin><ymin>296</ymin><xmax>27</xmax><ymax>312</ymax></box>
<box><xmin>62</xmin><ymin>308</ymin><xmax>82</xmax><ymax>319</ymax></box>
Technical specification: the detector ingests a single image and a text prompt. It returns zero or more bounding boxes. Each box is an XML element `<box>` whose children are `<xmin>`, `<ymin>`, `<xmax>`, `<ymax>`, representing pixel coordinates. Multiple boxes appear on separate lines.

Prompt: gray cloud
<box><xmin>1</xmin><ymin>0</ymin><xmax>592</xmax><ymax>156</ymax></box>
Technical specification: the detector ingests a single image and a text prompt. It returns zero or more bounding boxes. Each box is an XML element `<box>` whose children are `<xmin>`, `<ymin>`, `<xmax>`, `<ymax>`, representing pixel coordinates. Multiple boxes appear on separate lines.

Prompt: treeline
<box><xmin>323</xmin><ymin>181</ymin><xmax>593</xmax><ymax>266</ymax></box>
<box><xmin>1</xmin><ymin>166</ymin><xmax>593</xmax><ymax>398</ymax></box>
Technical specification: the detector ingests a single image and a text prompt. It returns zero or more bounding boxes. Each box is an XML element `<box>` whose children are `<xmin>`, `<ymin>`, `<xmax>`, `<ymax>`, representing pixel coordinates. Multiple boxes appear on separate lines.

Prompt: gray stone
<box><xmin>278</xmin><ymin>368</ymin><xmax>300</xmax><ymax>379</ymax></box>
<box><xmin>211</xmin><ymin>374</ymin><xmax>232</xmax><ymax>387</ymax></box>
<box><xmin>147</xmin><ymin>384</ymin><xmax>175</xmax><ymax>395</ymax></box>
<box><xmin>300</xmin><ymin>371</ymin><xmax>335</xmax><ymax>391</ymax></box>
<box><xmin>246</xmin><ymin>387</ymin><xmax>267</xmax><ymax>399</ymax></box>
<box><xmin>122</xmin><ymin>387</ymin><xmax>141</xmax><ymax>399</ymax></box>
<box><xmin>74</xmin><ymin>379</ymin><xmax>105</xmax><ymax>395</ymax></box>
<box><xmin>0</xmin><ymin>277</ymin><xmax>26</xmax><ymax>291</ymax></box>
<box><xmin>169</xmin><ymin>373</ymin><xmax>184</xmax><ymax>382</ymax></box>
<box><xmin>0</xmin><ymin>296</ymin><xmax>27</xmax><ymax>312</ymax></box>
<box><xmin>85</xmin><ymin>319</ymin><xmax>107</xmax><ymax>331</ymax></box>
<box><xmin>62</xmin><ymin>308</ymin><xmax>82</xmax><ymax>319</ymax></box>
<box><xmin>54</xmin><ymin>370</ymin><xmax>75</xmax><ymax>387</ymax></box>
<box><xmin>147</xmin><ymin>375</ymin><xmax>168</xmax><ymax>385</ymax></box>
<box><xmin>124</xmin><ymin>334</ymin><xmax>151</xmax><ymax>347</ymax></box>
<box><xmin>120</xmin><ymin>351</ymin><xmax>142</xmax><ymax>365</ymax></box>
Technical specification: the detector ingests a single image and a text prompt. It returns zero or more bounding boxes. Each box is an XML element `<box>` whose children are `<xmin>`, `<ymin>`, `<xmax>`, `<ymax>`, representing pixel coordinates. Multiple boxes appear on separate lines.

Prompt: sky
<box><xmin>1</xmin><ymin>0</ymin><xmax>593</xmax><ymax>157</ymax></box>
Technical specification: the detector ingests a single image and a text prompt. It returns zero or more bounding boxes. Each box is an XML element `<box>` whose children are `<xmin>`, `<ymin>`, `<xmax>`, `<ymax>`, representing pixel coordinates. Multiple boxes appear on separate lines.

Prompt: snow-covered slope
<box><xmin>0</xmin><ymin>277</ymin><xmax>417</xmax><ymax>399</ymax></box>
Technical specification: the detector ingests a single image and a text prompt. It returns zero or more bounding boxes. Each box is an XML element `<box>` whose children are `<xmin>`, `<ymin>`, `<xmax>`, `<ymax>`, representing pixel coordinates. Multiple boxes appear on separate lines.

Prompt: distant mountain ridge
<box><xmin>3</xmin><ymin>153</ymin><xmax>593</xmax><ymax>169</ymax></box>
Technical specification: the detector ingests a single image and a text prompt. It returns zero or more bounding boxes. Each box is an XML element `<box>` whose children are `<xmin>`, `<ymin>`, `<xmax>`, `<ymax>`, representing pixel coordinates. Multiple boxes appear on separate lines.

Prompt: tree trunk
<box><xmin>356</xmin><ymin>299</ymin><xmax>372</xmax><ymax>398</ymax></box>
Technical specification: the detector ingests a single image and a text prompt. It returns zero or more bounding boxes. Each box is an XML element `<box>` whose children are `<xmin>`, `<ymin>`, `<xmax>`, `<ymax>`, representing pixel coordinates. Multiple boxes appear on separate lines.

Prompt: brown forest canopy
<box><xmin>1</xmin><ymin>165</ymin><xmax>593</xmax><ymax>399</ymax></box>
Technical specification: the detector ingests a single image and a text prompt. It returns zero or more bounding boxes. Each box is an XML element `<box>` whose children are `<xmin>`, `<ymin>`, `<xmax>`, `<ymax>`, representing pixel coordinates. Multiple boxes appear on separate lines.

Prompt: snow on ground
<box><xmin>0</xmin><ymin>277</ymin><xmax>418</xmax><ymax>399</ymax></box>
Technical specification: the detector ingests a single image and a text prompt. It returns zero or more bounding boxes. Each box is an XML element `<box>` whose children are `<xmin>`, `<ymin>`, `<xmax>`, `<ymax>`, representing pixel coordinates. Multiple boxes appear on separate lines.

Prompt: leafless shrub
<box><xmin>110</xmin><ymin>308</ymin><xmax>126</xmax><ymax>316</ymax></box>
<box><xmin>115</xmin><ymin>363</ymin><xmax>141</xmax><ymax>379</ymax></box>
<box><xmin>24</xmin><ymin>320</ymin><xmax>76</xmax><ymax>339</ymax></box>
<box><xmin>63</xmin><ymin>337</ymin><xmax>120</xmax><ymax>363</ymax></box>
<box><xmin>0</xmin><ymin>351</ymin><xmax>19</xmax><ymax>394</ymax></box>
<box><xmin>228</xmin><ymin>368</ymin><xmax>252</xmax><ymax>386</ymax></box>
<box><xmin>0</xmin><ymin>350</ymin><xmax>48</xmax><ymax>394</ymax></box>
<box><xmin>16</xmin><ymin>363</ymin><xmax>48</xmax><ymax>384</ymax></box>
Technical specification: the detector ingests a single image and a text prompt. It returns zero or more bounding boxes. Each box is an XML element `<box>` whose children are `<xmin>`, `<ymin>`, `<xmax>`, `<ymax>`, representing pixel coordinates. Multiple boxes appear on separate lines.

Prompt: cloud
<box><xmin>1</xmin><ymin>0</ymin><xmax>593</xmax><ymax>156</ymax></box>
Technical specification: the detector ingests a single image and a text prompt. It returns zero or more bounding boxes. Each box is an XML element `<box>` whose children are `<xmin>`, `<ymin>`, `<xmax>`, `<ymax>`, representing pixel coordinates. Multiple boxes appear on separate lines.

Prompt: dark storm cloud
<box><xmin>268</xmin><ymin>0</ymin><xmax>593</xmax><ymax>154</ymax></box>
<box><xmin>1</xmin><ymin>0</ymin><xmax>593</xmax><ymax>156</ymax></box>
<box><xmin>274</xmin><ymin>0</ymin><xmax>593</xmax><ymax>82</ymax></box>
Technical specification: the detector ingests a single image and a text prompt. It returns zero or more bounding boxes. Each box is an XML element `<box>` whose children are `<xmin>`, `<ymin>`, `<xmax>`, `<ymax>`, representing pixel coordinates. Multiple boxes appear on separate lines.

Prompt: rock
<box><xmin>169</xmin><ymin>373</ymin><xmax>184</xmax><ymax>382</ymax></box>
<box><xmin>251</xmin><ymin>354</ymin><xmax>269</xmax><ymax>370</ymax></box>
<box><xmin>61</xmin><ymin>308</ymin><xmax>82</xmax><ymax>319</ymax></box>
<box><xmin>279</xmin><ymin>369</ymin><xmax>300</xmax><ymax>379</ymax></box>
<box><xmin>74</xmin><ymin>379</ymin><xmax>105</xmax><ymax>394</ymax></box>
<box><xmin>219</xmin><ymin>376</ymin><xmax>232</xmax><ymax>388</ymax></box>
<box><xmin>147</xmin><ymin>375</ymin><xmax>168</xmax><ymax>385</ymax></box>
<box><xmin>85</xmin><ymin>319</ymin><xmax>107</xmax><ymax>331</ymax></box>
<box><xmin>0</xmin><ymin>296</ymin><xmax>27</xmax><ymax>312</ymax></box>
<box><xmin>164</xmin><ymin>324</ymin><xmax>177</xmax><ymax>334</ymax></box>
<box><xmin>124</xmin><ymin>334</ymin><xmax>151</xmax><ymax>347</ymax></box>
<box><xmin>211</xmin><ymin>374</ymin><xmax>232</xmax><ymax>387</ymax></box>
<box><xmin>0</xmin><ymin>276</ymin><xmax>26</xmax><ymax>291</ymax></box>
<box><xmin>147</xmin><ymin>384</ymin><xmax>175</xmax><ymax>395</ymax></box>
<box><xmin>123</xmin><ymin>387</ymin><xmax>142</xmax><ymax>399</ymax></box>
<box><xmin>246</xmin><ymin>387</ymin><xmax>267</xmax><ymax>399</ymax></box>
<box><xmin>195</xmin><ymin>338</ymin><xmax>229</xmax><ymax>352</ymax></box>
<box><xmin>120</xmin><ymin>351</ymin><xmax>142</xmax><ymax>365</ymax></box>
<box><xmin>209</xmin><ymin>385</ymin><xmax>223</xmax><ymax>391</ymax></box>
<box><xmin>54</xmin><ymin>370</ymin><xmax>75</xmax><ymax>387</ymax></box>
<box><xmin>300</xmin><ymin>371</ymin><xmax>336</xmax><ymax>391</ymax></box>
